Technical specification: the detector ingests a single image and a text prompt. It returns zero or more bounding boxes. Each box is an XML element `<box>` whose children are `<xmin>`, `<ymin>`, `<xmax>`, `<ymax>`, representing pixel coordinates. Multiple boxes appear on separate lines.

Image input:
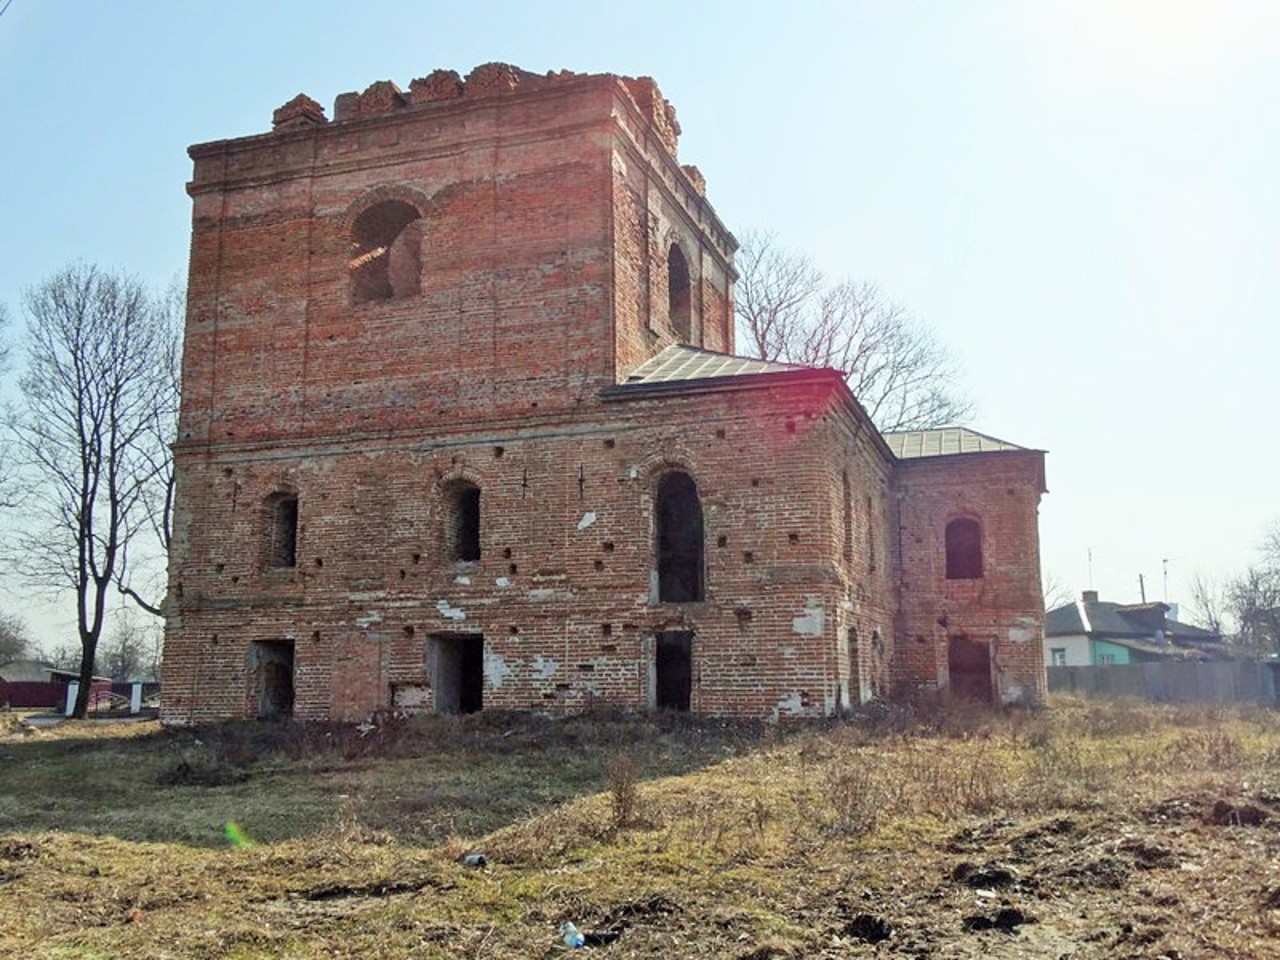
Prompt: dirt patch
<box><xmin>1050</xmin><ymin>855</ymin><xmax>1131</xmax><ymax>890</ymax></box>
<box><xmin>952</xmin><ymin>860</ymin><xmax>1018</xmax><ymax>888</ymax></box>
<box><xmin>737</xmin><ymin>944</ymin><xmax>796</xmax><ymax>960</ymax></box>
<box><xmin>1208</xmin><ymin>799</ymin><xmax>1271</xmax><ymax>827</ymax></box>
<box><xmin>0</xmin><ymin>840</ymin><xmax>38</xmax><ymax>862</ymax></box>
<box><xmin>300</xmin><ymin>876</ymin><xmax>441</xmax><ymax>901</ymax></box>
<box><xmin>1142</xmin><ymin>794</ymin><xmax>1206</xmax><ymax>825</ymax></box>
<box><xmin>596</xmin><ymin>892</ymin><xmax>682</xmax><ymax>928</ymax></box>
<box><xmin>1118</xmin><ymin>838</ymin><xmax>1179</xmax><ymax>869</ymax></box>
<box><xmin>963</xmin><ymin>906</ymin><xmax>1035</xmax><ymax>932</ymax></box>
<box><xmin>844</xmin><ymin>912</ymin><xmax>893</xmax><ymax>943</ymax></box>
<box><xmin>155</xmin><ymin>759</ymin><xmax>249</xmax><ymax>788</ymax></box>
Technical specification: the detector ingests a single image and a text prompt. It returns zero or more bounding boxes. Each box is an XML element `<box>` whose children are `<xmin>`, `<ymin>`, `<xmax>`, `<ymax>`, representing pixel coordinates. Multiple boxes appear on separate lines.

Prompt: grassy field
<box><xmin>1</xmin><ymin>698</ymin><xmax>1279</xmax><ymax>958</ymax></box>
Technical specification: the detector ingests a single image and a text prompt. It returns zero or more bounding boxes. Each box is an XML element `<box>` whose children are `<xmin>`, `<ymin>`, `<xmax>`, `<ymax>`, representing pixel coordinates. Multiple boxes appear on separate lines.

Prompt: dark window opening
<box><xmin>266</xmin><ymin>493</ymin><xmax>298</xmax><ymax>568</ymax></box>
<box><xmin>431</xmin><ymin>634</ymin><xmax>484</xmax><ymax>714</ymax></box>
<box><xmin>847</xmin><ymin>627</ymin><xmax>860</xmax><ymax>705</ymax></box>
<box><xmin>667</xmin><ymin>243</ymin><xmax>692</xmax><ymax>340</ymax></box>
<box><xmin>948</xmin><ymin>634</ymin><xmax>993</xmax><ymax>703</ymax></box>
<box><xmin>250</xmin><ymin>640</ymin><xmax>295</xmax><ymax>720</ymax></box>
<box><xmin>871</xmin><ymin>630</ymin><xmax>885</xmax><ymax>698</ymax></box>
<box><xmin>655</xmin><ymin>630</ymin><xmax>693</xmax><ymax>711</ymax></box>
<box><xmin>945</xmin><ymin>517</ymin><xmax>983</xmax><ymax>580</ymax></box>
<box><xmin>445</xmin><ymin>483</ymin><xmax>481</xmax><ymax>562</ymax></box>
<box><xmin>350</xmin><ymin>199</ymin><xmax>423</xmax><ymax>303</ymax></box>
<box><xmin>656</xmin><ymin>471</ymin><xmax>704</xmax><ymax>602</ymax></box>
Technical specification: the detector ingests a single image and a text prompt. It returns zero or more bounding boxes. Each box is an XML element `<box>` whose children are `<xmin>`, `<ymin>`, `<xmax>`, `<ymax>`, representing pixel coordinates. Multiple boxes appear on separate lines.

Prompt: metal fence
<box><xmin>1047</xmin><ymin>661</ymin><xmax>1279</xmax><ymax>704</ymax></box>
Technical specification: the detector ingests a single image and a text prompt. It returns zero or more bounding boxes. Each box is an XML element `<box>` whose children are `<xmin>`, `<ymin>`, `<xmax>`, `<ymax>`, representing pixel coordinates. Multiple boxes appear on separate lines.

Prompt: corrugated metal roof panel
<box><xmin>882</xmin><ymin>427</ymin><xmax>1027</xmax><ymax>459</ymax></box>
<box><xmin>623</xmin><ymin>344</ymin><xmax>810</xmax><ymax>385</ymax></box>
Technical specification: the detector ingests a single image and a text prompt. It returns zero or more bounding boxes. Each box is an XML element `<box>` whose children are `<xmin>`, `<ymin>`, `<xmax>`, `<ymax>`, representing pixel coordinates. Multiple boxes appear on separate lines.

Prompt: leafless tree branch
<box><xmin>3</xmin><ymin>264</ymin><xmax>181</xmax><ymax>716</ymax></box>
<box><xmin>1187</xmin><ymin>570</ymin><xmax>1226</xmax><ymax>636</ymax></box>
<box><xmin>734</xmin><ymin>231</ymin><xmax>973</xmax><ymax>432</ymax></box>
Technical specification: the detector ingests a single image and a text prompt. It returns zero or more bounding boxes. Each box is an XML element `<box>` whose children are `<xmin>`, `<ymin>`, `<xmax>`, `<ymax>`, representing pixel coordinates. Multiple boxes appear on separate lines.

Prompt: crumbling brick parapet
<box><xmin>272</xmin><ymin>94</ymin><xmax>327</xmax><ymax>131</ymax></box>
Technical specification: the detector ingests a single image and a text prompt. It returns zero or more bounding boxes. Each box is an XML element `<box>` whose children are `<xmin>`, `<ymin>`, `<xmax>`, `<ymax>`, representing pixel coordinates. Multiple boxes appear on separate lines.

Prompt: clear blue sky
<box><xmin>1</xmin><ymin>0</ymin><xmax>1276</xmax><ymax>643</ymax></box>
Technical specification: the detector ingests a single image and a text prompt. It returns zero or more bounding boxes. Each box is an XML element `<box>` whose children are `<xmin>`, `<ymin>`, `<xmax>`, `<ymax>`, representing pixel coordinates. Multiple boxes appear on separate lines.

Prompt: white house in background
<box><xmin>1045</xmin><ymin>591</ymin><xmax>1220</xmax><ymax>667</ymax></box>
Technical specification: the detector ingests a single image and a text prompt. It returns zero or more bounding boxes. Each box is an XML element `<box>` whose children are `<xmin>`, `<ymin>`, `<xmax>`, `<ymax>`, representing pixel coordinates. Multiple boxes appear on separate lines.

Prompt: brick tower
<box><xmin>163</xmin><ymin>64</ymin><xmax>1046</xmax><ymax>724</ymax></box>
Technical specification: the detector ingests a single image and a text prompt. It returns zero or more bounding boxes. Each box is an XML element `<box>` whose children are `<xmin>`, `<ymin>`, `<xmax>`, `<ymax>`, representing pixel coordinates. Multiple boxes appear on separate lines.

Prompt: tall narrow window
<box><xmin>266</xmin><ymin>493</ymin><xmax>298</xmax><ymax>568</ymax></box>
<box><xmin>667</xmin><ymin>243</ymin><xmax>691</xmax><ymax>340</ymax></box>
<box><xmin>350</xmin><ymin>199</ymin><xmax>423</xmax><ymax>303</ymax></box>
<box><xmin>444</xmin><ymin>482</ymin><xmax>481</xmax><ymax>562</ymax></box>
<box><xmin>945</xmin><ymin>517</ymin><xmax>983</xmax><ymax>580</ymax></box>
<box><xmin>656</xmin><ymin>471</ymin><xmax>704</xmax><ymax>602</ymax></box>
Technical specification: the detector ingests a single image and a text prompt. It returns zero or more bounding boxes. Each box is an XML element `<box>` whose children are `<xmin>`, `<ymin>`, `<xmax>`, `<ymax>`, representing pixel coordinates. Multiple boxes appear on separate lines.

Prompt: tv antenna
<box><xmin>1161</xmin><ymin>557</ymin><xmax>1179</xmax><ymax>602</ymax></box>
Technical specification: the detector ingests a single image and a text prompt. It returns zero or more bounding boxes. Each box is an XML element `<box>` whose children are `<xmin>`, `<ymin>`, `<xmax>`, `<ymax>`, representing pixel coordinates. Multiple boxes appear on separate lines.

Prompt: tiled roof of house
<box><xmin>882</xmin><ymin>427</ymin><xmax>1028</xmax><ymax>459</ymax></box>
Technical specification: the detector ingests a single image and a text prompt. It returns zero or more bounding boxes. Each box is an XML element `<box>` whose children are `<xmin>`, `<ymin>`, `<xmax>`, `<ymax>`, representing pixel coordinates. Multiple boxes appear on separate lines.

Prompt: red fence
<box><xmin>1</xmin><ymin>680</ymin><xmax>115</xmax><ymax>710</ymax></box>
<box><xmin>1</xmin><ymin>681</ymin><xmax>65</xmax><ymax>709</ymax></box>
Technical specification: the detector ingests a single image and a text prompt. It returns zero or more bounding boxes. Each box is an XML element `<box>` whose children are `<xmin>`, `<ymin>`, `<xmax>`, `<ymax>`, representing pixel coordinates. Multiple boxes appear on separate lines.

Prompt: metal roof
<box><xmin>1046</xmin><ymin>598</ymin><xmax>1219</xmax><ymax>641</ymax></box>
<box><xmin>882</xmin><ymin>427</ymin><xmax>1028</xmax><ymax>459</ymax></box>
<box><xmin>621</xmin><ymin>344</ymin><xmax>811</xmax><ymax>385</ymax></box>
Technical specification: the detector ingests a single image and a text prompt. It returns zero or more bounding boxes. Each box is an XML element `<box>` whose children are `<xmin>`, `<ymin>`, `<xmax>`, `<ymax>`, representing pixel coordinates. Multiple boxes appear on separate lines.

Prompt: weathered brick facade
<box><xmin>162</xmin><ymin>64</ymin><xmax>1047</xmax><ymax>724</ymax></box>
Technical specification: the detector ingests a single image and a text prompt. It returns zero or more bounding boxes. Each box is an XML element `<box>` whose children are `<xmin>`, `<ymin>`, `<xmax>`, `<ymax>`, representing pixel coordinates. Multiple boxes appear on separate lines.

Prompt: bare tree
<box><xmin>1225</xmin><ymin>566</ymin><xmax>1280</xmax><ymax>654</ymax></box>
<box><xmin>1261</xmin><ymin>520</ymin><xmax>1280</xmax><ymax>570</ymax></box>
<box><xmin>40</xmin><ymin>643</ymin><xmax>82</xmax><ymax>673</ymax></box>
<box><xmin>734</xmin><ymin>231</ymin><xmax>974</xmax><ymax>432</ymax></box>
<box><xmin>4</xmin><ymin>264</ymin><xmax>180</xmax><ymax>717</ymax></box>
<box><xmin>0</xmin><ymin>304</ymin><xmax>21</xmax><ymax>514</ymax></box>
<box><xmin>1188</xmin><ymin>571</ymin><xmax>1227</xmax><ymax>636</ymax></box>
<box><xmin>98</xmin><ymin>609</ymin><xmax>147</xmax><ymax>681</ymax></box>
<box><xmin>116</xmin><ymin>279</ymin><xmax>183</xmax><ymax>616</ymax></box>
<box><xmin>0</xmin><ymin>610</ymin><xmax>31</xmax><ymax>662</ymax></box>
<box><xmin>1041</xmin><ymin>571</ymin><xmax>1073</xmax><ymax>612</ymax></box>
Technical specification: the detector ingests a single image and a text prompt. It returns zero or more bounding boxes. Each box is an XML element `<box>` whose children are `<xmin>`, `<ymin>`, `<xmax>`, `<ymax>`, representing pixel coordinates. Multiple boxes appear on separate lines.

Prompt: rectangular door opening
<box><xmin>250</xmin><ymin>640</ymin><xmax>295</xmax><ymax>720</ymax></box>
<box><xmin>947</xmin><ymin>634</ymin><xmax>993</xmax><ymax>703</ymax></box>
<box><xmin>655</xmin><ymin>630</ymin><xmax>693</xmax><ymax>711</ymax></box>
<box><xmin>431</xmin><ymin>634</ymin><xmax>484</xmax><ymax>714</ymax></box>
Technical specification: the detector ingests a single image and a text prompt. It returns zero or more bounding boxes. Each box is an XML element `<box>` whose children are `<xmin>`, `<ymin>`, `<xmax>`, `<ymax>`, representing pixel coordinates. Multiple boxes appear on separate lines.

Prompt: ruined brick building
<box><xmin>161</xmin><ymin>64</ymin><xmax>1047</xmax><ymax>724</ymax></box>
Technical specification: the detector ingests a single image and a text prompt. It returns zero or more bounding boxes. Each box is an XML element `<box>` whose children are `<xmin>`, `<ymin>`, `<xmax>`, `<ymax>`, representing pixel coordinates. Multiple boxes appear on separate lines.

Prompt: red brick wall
<box><xmin>891</xmin><ymin>452</ymin><xmax>1047</xmax><ymax>703</ymax></box>
<box><xmin>164</xmin><ymin>375</ymin><xmax>899</xmax><ymax>723</ymax></box>
<box><xmin>163</xmin><ymin>65</ymin><xmax>1045</xmax><ymax>723</ymax></box>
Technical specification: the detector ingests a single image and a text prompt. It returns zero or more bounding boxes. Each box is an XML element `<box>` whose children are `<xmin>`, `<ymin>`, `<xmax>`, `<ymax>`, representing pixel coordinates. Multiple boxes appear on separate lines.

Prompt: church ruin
<box><xmin>161</xmin><ymin>64</ymin><xmax>1047</xmax><ymax>723</ymax></box>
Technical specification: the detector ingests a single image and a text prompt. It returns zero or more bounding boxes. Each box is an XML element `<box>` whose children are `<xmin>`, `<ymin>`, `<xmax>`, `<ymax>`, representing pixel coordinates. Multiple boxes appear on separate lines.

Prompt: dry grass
<box><xmin>2</xmin><ymin>697</ymin><xmax>1279</xmax><ymax>958</ymax></box>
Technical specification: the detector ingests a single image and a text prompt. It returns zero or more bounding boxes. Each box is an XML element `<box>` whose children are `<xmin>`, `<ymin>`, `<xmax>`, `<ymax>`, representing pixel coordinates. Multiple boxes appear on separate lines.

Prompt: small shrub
<box><xmin>606</xmin><ymin>753</ymin><xmax>641</xmax><ymax>829</ymax></box>
<box><xmin>1080</xmin><ymin>701</ymin><xmax>1153</xmax><ymax>738</ymax></box>
<box><xmin>1020</xmin><ymin>738</ymin><xmax>1119</xmax><ymax>810</ymax></box>
<box><xmin>1165</xmin><ymin>729</ymin><xmax>1247</xmax><ymax>771</ymax></box>
<box><xmin>824</xmin><ymin>762</ymin><xmax>882</xmax><ymax>836</ymax></box>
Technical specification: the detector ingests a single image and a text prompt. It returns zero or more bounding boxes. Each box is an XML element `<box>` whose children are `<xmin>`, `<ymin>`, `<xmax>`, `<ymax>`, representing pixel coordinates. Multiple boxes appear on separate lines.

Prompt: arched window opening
<box><xmin>667</xmin><ymin>243</ymin><xmax>692</xmax><ymax>340</ymax></box>
<box><xmin>656</xmin><ymin>471</ymin><xmax>704</xmax><ymax>602</ymax></box>
<box><xmin>945</xmin><ymin>517</ymin><xmax>983</xmax><ymax>580</ymax></box>
<box><xmin>350</xmin><ymin>199</ymin><xmax>423</xmax><ymax>303</ymax></box>
<box><xmin>444</xmin><ymin>482</ymin><xmax>481</xmax><ymax>562</ymax></box>
<box><xmin>266</xmin><ymin>492</ymin><xmax>298</xmax><ymax>569</ymax></box>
